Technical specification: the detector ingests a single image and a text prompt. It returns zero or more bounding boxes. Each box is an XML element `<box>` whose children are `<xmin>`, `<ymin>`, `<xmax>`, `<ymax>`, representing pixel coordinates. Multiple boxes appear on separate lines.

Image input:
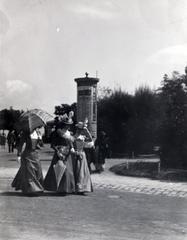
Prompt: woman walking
<box><xmin>44</xmin><ymin>113</ymin><xmax>75</xmax><ymax>194</ymax></box>
<box><xmin>73</xmin><ymin>122</ymin><xmax>93</xmax><ymax>194</ymax></box>
<box><xmin>11</xmin><ymin>129</ymin><xmax>44</xmax><ymax>195</ymax></box>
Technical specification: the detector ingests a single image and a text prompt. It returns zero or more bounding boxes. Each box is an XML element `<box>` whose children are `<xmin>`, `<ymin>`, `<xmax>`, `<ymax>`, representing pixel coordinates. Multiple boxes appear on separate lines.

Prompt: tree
<box><xmin>0</xmin><ymin>107</ymin><xmax>22</xmax><ymax>130</ymax></box>
<box><xmin>54</xmin><ymin>104</ymin><xmax>72</xmax><ymax>116</ymax></box>
<box><xmin>97</xmin><ymin>86</ymin><xmax>160</xmax><ymax>157</ymax></box>
<box><xmin>54</xmin><ymin>103</ymin><xmax>77</xmax><ymax>121</ymax></box>
<box><xmin>97</xmin><ymin>86</ymin><xmax>112</xmax><ymax>100</ymax></box>
<box><xmin>159</xmin><ymin>70</ymin><xmax>187</xmax><ymax>168</ymax></box>
<box><xmin>127</xmin><ymin>86</ymin><xmax>159</xmax><ymax>156</ymax></box>
<box><xmin>97</xmin><ymin>88</ymin><xmax>134</xmax><ymax>156</ymax></box>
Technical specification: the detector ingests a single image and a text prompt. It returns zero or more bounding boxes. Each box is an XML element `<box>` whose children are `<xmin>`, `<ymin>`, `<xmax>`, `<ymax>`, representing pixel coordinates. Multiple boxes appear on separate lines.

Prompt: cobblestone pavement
<box><xmin>0</xmin><ymin>157</ymin><xmax>187</xmax><ymax>199</ymax></box>
<box><xmin>0</xmin><ymin>147</ymin><xmax>187</xmax><ymax>198</ymax></box>
<box><xmin>91</xmin><ymin>159</ymin><xmax>187</xmax><ymax>199</ymax></box>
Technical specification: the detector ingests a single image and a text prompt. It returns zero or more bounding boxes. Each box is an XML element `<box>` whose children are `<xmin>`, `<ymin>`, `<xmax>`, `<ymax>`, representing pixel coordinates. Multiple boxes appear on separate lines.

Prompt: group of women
<box><xmin>11</xmin><ymin>113</ymin><xmax>93</xmax><ymax>196</ymax></box>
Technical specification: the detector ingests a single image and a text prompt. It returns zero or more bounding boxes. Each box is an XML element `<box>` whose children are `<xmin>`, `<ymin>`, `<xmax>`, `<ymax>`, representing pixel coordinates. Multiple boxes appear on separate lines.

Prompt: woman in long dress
<box><xmin>44</xmin><ymin>115</ymin><xmax>75</xmax><ymax>194</ymax></box>
<box><xmin>11</xmin><ymin>129</ymin><xmax>44</xmax><ymax>195</ymax></box>
<box><xmin>73</xmin><ymin>122</ymin><xmax>93</xmax><ymax>194</ymax></box>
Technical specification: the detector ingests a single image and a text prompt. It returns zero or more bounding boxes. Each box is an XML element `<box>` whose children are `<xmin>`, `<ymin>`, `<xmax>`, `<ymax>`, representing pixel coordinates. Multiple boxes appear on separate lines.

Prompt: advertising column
<box><xmin>74</xmin><ymin>73</ymin><xmax>99</xmax><ymax>139</ymax></box>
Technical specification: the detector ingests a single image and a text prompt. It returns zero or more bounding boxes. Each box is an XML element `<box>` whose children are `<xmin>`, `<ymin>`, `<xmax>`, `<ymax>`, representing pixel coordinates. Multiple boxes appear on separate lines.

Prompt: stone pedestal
<box><xmin>74</xmin><ymin>73</ymin><xmax>99</xmax><ymax>139</ymax></box>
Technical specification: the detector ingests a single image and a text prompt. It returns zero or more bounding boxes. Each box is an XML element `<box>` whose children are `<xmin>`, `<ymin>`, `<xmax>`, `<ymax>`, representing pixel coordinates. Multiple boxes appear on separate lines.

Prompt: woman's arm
<box><xmin>83</xmin><ymin>127</ymin><xmax>92</xmax><ymax>142</ymax></box>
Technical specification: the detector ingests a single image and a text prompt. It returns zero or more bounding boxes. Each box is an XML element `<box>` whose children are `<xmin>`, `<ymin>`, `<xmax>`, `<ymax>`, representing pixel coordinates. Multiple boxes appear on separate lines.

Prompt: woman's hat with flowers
<box><xmin>58</xmin><ymin>111</ymin><xmax>74</xmax><ymax>125</ymax></box>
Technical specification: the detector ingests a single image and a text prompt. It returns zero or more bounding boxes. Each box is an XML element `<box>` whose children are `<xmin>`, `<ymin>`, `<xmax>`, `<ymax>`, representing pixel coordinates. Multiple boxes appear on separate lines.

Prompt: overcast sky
<box><xmin>0</xmin><ymin>0</ymin><xmax>187</xmax><ymax>114</ymax></box>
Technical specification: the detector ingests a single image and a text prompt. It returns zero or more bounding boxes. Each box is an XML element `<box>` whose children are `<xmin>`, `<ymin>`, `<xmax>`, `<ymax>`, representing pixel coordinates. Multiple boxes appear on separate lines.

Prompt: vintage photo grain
<box><xmin>0</xmin><ymin>1</ymin><xmax>187</xmax><ymax>239</ymax></box>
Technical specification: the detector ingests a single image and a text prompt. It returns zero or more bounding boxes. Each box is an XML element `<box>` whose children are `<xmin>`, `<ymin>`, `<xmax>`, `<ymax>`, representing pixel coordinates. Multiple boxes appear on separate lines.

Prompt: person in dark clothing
<box><xmin>0</xmin><ymin>132</ymin><xmax>6</xmax><ymax>149</ymax></box>
<box><xmin>7</xmin><ymin>130</ymin><xmax>16</xmax><ymax>153</ymax></box>
<box><xmin>11</xmin><ymin>129</ymin><xmax>44</xmax><ymax>195</ymax></box>
<box><xmin>44</xmin><ymin>113</ymin><xmax>75</xmax><ymax>194</ymax></box>
<box><xmin>84</xmin><ymin>146</ymin><xmax>95</xmax><ymax>173</ymax></box>
<box><xmin>95</xmin><ymin>131</ymin><xmax>109</xmax><ymax>173</ymax></box>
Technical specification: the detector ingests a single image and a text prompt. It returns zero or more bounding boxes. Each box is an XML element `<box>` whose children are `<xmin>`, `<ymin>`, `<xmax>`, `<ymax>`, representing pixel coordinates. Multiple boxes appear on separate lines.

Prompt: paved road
<box><xmin>0</xmin><ymin>146</ymin><xmax>187</xmax><ymax>240</ymax></box>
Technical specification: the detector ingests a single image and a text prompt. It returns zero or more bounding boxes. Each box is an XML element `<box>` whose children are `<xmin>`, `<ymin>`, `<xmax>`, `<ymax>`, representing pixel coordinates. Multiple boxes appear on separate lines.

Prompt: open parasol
<box><xmin>15</xmin><ymin>109</ymin><xmax>54</xmax><ymax>133</ymax></box>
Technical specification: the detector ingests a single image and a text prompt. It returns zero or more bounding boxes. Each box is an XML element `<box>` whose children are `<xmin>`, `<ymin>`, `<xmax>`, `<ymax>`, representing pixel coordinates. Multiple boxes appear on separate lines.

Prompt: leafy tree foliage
<box><xmin>0</xmin><ymin>107</ymin><xmax>23</xmax><ymax>130</ymax></box>
<box><xmin>98</xmin><ymin>88</ymin><xmax>134</xmax><ymax>156</ymax></box>
<box><xmin>159</xmin><ymin>71</ymin><xmax>187</xmax><ymax>168</ymax></box>
<box><xmin>97</xmin><ymin>68</ymin><xmax>187</xmax><ymax>168</ymax></box>
<box><xmin>97</xmin><ymin>86</ymin><xmax>112</xmax><ymax>100</ymax></box>
<box><xmin>54</xmin><ymin>103</ymin><xmax>77</xmax><ymax>116</ymax></box>
<box><xmin>97</xmin><ymin>87</ymin><xmax>159</xmax><ymax>157</ymax></box>
<box><xmin>127</xmin><ymin>87</ymin><xmax>159</xmax><ymax>156</ymax></box>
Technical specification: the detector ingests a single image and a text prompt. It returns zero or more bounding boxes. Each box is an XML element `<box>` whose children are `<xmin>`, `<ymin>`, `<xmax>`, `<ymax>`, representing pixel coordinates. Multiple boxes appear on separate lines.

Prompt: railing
<box><xmin>124</xmin><ymin>158</ymin><xmax>161</xmax><ymax>174</ymax></box>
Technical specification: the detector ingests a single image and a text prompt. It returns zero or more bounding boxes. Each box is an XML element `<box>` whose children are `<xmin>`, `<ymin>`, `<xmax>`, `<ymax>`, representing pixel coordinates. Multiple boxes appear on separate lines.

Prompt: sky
<box><xmin>0</xmin><ymin>0</ymin><xmax>187</xmax><ymax>114</ymax></box>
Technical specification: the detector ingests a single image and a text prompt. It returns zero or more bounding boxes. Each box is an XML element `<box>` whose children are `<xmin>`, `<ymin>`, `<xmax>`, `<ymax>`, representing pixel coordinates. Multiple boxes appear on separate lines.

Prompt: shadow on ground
<box><xmin>0</xmin><ymin>191</ymin><xmax>69</xmax><ymax>197</ymax></box>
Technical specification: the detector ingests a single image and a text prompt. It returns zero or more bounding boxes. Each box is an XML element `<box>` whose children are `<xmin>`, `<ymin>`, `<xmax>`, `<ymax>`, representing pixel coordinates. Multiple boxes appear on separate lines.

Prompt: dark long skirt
<box><xmin>44</xmin><ymin>152</ymin><xmax>75</xmax><ymax>193</ymax></box>
<box><xmin>11</xmin><ymin>151</ymin><xmax>44</xmax><ymax>194</ymax></box>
